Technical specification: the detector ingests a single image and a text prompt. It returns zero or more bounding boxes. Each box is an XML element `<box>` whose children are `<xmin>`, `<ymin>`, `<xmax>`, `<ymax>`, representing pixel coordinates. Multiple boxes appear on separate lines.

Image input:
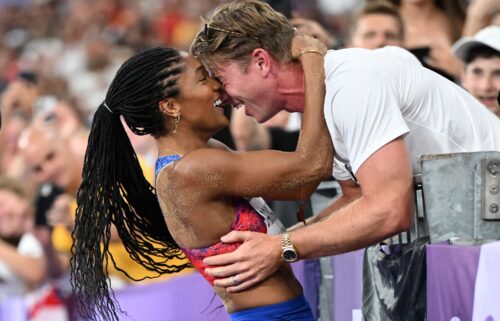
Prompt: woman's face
<box><xmin>174</xmin><ymin>56</ymin><xmax>229</xmax><ymax>134</ymax></box>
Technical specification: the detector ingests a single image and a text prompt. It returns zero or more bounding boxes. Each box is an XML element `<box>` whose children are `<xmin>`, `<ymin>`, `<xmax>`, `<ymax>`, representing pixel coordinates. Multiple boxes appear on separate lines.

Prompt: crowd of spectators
<box><xmin>0</xmin><ymin>0</ymin><xmax>498</xmax><ymax>320</ymax></box>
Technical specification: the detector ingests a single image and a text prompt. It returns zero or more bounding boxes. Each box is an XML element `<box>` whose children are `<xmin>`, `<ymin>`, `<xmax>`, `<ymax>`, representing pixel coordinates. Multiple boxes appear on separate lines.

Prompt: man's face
<box><xmin>212</xmin><ymin>61</ymin><xmax>283</xmax><ymax>123</ymax></box>
<box><xmin>0</xmin><ymin>190</ymin><xmax>30</xmax><ymax>238</ymax></box>
<box><xmin>462</xmin><ymin>56</ymin><xmax>500</xmax><ymax>113</ymax></box>
<box><xmin>350</xmin><ymin>14</ymin><xmax>403</xmax><ymax>49</ymax></box>
<box><xmin>22</xmin><ymin>133</ymin><xmax>76</xmax><ymax>191</ymax></box>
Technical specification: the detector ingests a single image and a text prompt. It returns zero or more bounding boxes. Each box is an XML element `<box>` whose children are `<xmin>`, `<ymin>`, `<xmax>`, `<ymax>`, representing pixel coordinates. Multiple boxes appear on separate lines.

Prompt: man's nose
<box><xmin>37</xmin><ymin>167</ymin><xmax>51</xmax><ymax>182</ymax></box>
<box><xmin>375</xmin><ymin>35</ymin><xmax>389</xmax><ymax>49</ymax></box>
<box><xmin>478</xmin><ymin>75</ymin><xmax>494</xmax><ymax>91</ymax></box>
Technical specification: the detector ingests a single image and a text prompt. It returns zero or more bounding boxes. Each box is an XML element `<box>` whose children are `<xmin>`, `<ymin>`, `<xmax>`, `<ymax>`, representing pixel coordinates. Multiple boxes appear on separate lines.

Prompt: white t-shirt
<box><xmin>0</xmin><ymin>233</ymin><xmax>44</xmax><ymax>299</ymax></box>
<box><xmin>323</xmin><ymin>46</ymin><xmax>500</xmax><ymax>181</ymax></box>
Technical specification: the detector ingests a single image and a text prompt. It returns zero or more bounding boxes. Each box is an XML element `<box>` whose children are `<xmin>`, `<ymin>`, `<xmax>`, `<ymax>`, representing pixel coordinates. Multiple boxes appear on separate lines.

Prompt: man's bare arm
<box><xmin>305</xmin><ymin>179</ymin><xmax>361</xmax><ymax>225</ymax></box>
<box><xmin>204</xmin><ymin>137</ymin><xmax>414</xmax><ymax>292</ymax></box>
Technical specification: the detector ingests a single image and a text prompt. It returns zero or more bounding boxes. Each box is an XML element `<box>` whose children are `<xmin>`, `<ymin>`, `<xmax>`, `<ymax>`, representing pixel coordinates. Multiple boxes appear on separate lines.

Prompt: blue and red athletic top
<box><xmin>155</xmin><ymin>154</ymin><xmax>268</xmax><ymax>285</ymax></box>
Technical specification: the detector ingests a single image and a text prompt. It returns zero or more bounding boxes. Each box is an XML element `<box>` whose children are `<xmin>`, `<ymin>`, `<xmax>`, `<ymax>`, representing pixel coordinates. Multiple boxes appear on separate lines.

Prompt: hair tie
<box><xmin>103</xmin><ymin>102</ymin><xmax>114</xmax><ymax>114</ymax></box>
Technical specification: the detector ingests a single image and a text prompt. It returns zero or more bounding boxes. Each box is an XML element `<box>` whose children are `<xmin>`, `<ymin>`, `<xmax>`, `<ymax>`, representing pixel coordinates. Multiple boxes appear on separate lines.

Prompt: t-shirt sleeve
<box><xmin>332</xmin><ymin>71</ymin><xmax>409</xmax><ymax>177</ymax></box>
<box><xmin>18</xmin><ymin>233</ymin><xmax>43</xmax><ymax>257</ymax></box>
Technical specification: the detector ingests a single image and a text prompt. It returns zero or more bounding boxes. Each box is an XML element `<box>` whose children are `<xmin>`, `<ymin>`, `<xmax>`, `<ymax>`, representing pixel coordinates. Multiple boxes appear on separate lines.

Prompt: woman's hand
<box><xmin>290</xmin><ymin>17</ymin><xmax>336</xmax><ymax>49</ymax></box>
<box><xmin>291</xmin><ymin>33</ymin><xmax>327</xmax><ymax>60</ymax></box>
<box><xmin>46</xmin><ymin>194</ymin><xmax>74</xmax><ymax>229</ymax></box>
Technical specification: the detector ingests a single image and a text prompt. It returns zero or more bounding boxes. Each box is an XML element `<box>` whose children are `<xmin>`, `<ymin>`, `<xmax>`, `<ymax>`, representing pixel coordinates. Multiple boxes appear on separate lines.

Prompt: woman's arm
<box><xmin>177</xmin><ymin>35</ymin><xmax>333</xmax><ymax>201</ymax></box>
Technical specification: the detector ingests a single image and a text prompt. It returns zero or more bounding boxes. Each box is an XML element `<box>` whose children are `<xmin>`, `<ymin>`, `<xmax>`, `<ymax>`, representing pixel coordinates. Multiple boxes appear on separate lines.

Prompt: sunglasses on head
<box><xmin>203</xmin><ymin>23</ymin><xmax>259</xmax><ymax>41</ymax></box>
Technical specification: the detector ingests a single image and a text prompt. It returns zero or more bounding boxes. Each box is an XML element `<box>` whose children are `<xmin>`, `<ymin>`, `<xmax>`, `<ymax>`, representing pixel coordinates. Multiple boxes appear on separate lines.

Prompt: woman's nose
<box><xmin>212</xmin><ymin>77</ymin><xmax>223</xmax><ymax>91</ymax></box>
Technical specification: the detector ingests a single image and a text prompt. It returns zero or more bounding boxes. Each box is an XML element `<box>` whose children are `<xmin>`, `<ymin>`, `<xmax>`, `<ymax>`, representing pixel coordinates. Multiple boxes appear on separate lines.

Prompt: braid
<box><xmin>71</xmin><ymin>48</ymin><xmax>190</xmax><ymax>321</ymax></box>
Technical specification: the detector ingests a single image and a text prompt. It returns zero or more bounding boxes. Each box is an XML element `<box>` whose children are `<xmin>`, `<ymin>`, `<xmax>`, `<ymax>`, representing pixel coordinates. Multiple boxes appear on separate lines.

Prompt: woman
<box><xmin>71</xmin><ymin>34</ymin><xmax>332</xmax><ymax>321</ymax></box>
<box><xmin>388</xmin><ymin>0</ymin><xmax>466</xmax><ymax>80</ymax></box>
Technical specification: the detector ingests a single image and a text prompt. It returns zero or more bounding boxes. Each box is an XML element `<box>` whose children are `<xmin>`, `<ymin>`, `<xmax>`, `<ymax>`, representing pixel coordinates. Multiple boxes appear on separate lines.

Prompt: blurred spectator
<box><xmin>315</xmin><ymin>0</ymin><xmax>365</xmax><ymax>44</ymax></box>
<box><xmin>290</xmin><ymin>17</ymin><xmax>339</xmax><ymax>49</ymax></box>
<box><xmin>0</xmin><ymin>72</ymin><xmax>38</xmax><ymax>178</ymax></box>
<box><xmin>19</xmin><ymin>124</ymin><xmax>189</xmax><ymax>288</ymax></box>
<box><xmin>0</xmin><ymin>110</ymin><xmax>30</xmax><ymax>179</ymax></box>
<box><xmin>387</xmin><ymin>0</ymin><xmax>466</xmax><ymax>79</ymax></box>
<box><xmin>19</xmin><ymin>125</ymin><xmax>83</xmax><ymax>196</ymax></box>
<box><xmin>31</xmin><ymin>95</ymin><xmax>89</xmax><ymax>160</ymax></box>
<box><xmin>463</xmin><ymin>0</ymin><xmax>500</xmax><ymax>37</ymax></box>
<box><xmin>59</xmin><ymin>34</ymin><xmax>120</xmax><ymax>119</ymax></box>
<box><xmin>153</xmin><ymin>0</ymin><xmax>213</xmax><ymax>50</ymax></box>
<box><xmin>0</xmin><ymin>176</ymin><xmax>46</xmax><ymax>300</ymax></box>
<box><xmin>452</xmin><ymin>25</ymin><xmax>500</xmax><ymax>117</ymax></box>
<box><xmin>17</xmin><ymin>124</ymin><xmax>83</xmax><ymax>280</ymax></box>
<box><xmin>348</xmin><ymin>0</ymin><xmax>404</xmax><ymax>49</ymax></box>
<box><xmin>0</xmin><ymin>71</ymin><xmax>38</xmax><ymax>120</ymax></box>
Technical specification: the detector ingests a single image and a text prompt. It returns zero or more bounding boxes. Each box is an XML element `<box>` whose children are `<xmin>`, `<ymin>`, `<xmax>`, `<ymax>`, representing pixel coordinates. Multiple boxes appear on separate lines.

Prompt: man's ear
<box><xmin>252</xmin><ymin>48</ymin><xmax>272</xmax><ymax>76</ymax></box>
<box><xmin>159</xmin><ymin>99</ymin><xmax>181</xmax><ymax>117</ymax></box>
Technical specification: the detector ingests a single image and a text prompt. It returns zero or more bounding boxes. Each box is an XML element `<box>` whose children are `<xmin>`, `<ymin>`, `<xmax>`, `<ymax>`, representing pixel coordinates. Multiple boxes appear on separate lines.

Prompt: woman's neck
<box><xmin>155</xmin><ymin>131</ymin><xmax>208</xmax><ymax>156</ymax></box>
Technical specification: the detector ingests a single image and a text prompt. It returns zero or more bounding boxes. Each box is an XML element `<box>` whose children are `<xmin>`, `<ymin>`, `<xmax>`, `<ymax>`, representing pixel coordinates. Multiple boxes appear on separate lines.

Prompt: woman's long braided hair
<box><xmin>71</xmin><ymin>47</ymin><xmax>191</xmax><ymax>321</ymax></box>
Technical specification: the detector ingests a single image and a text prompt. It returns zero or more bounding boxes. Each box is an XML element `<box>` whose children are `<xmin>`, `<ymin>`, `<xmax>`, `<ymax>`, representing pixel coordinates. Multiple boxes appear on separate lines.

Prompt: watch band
<box><xmin>281</xmin><ymin>232</ymin><xmax>298</xmax><ymax>262</ymax></box>
<box><xmin>282</xmin><ymin>232</ymin><xmax>293</xmax><ymax>248</ymax></box>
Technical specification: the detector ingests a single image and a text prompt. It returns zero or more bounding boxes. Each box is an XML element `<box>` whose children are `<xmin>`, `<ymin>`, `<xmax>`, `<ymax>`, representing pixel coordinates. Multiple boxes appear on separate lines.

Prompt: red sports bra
<box><xmin>180</xmin><ymin>198</ymin><xmax>268</xmax><ymax>285</ymax></box>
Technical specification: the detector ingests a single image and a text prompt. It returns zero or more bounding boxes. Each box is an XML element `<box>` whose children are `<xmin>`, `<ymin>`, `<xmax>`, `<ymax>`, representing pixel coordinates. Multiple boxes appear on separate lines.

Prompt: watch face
<box><xmin>283</xmin><ymin>249</ymin><xmax>298</xmax><ymax>262</ymax></box>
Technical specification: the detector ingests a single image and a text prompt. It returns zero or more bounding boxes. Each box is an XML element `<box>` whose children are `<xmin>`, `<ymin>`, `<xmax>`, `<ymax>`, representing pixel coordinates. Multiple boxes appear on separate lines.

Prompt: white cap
<box><xmin>452</xmin><ymin>25</ymin><xmax>500</xmax><ymax>62</ymax></box>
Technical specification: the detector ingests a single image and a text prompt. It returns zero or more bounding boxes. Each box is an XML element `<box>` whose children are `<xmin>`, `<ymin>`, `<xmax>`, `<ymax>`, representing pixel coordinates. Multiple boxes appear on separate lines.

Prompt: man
<box><xmin>19</xmin><ymin>125</ymin><xmax>83</xmax><ymax>196</ymax></box>
<box><xmin>452</xmin><ymin>25</ymin><xmax>500</xmax><ymax>117</ymax></box>
<box><xmin>348</xmin><ymin>0</ymin><xmax>404</xmax><ymax>49</ymax></box>
<box><xmin>190</xmin><ymin>0</ymin><xmax>500</xmax><ymax>292</ymax></box>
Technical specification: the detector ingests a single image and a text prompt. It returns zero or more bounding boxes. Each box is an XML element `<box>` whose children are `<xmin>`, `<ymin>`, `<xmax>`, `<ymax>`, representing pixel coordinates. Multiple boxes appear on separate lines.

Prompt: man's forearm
<box><xmin>292</xmin><ymin>196</ymin><xmax>411</xmax><ymax>258</ymax></box>
<box><xmin>307</xmin><ymin>193</ymin><xmax>358</xmax><ymax>225</ymax></box>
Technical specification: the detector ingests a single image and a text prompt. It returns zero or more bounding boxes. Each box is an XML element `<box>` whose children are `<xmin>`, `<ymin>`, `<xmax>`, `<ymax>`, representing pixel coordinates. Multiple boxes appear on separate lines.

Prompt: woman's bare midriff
<box><xmin>213</xmin><ymin>264</ymin><xmax>303</xmax><ymax>313</ymax></box>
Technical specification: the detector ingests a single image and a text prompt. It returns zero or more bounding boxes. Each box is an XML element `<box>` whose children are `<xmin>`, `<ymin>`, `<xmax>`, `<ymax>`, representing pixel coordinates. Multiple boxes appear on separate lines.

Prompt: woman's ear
<box><xmin>159</xmin><ymin>99</ymin><xmax>181</xmax><ymax>117</ymax></box>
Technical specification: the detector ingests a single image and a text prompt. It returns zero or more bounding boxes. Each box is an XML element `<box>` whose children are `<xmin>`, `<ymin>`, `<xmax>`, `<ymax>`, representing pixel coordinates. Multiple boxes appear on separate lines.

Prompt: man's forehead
<box><xmin>204</xmin><ymin>64</ymin><xmax>223</xmax><ymax>78</ymax></box>
<box><xmin>467</xmin><ymin>56</ymin><xmax>500</xmax><ymax>67</ymax></box>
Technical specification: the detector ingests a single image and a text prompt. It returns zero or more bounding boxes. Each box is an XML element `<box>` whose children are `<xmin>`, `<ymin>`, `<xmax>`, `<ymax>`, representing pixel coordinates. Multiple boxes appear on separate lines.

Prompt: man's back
<box><xmin>324</xmin><ymin>46</ymin><xmax>500</xmax><ymax>180</ymax></box>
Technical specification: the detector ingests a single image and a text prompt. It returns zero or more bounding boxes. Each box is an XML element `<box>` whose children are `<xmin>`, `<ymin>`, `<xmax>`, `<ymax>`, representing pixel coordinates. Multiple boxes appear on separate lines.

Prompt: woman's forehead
<box><xmin>183</xmin><ymin>55</ymin><xmax>203</xmax><ymax>69</ymax></box>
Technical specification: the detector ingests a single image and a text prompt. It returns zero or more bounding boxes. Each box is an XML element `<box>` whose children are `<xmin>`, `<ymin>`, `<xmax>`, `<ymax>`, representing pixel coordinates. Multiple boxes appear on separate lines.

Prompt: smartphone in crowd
<box><xmin>35</xmin><ymin>182</ymin><xmax>64</xmax><ymax>227</ymax></box>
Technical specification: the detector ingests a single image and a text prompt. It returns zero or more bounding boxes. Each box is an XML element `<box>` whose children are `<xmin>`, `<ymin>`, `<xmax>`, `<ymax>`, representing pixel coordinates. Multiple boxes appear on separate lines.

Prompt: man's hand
<box><xmin>203</xmin><ymin>231</ymin><xmax>282</xmax><ymax>292</ymax></box>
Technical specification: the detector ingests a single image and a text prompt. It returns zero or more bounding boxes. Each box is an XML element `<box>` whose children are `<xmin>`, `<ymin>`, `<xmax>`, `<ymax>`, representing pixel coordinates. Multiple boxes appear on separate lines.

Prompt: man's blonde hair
<box><xmin>191</xmin><ymin>0</ymin><xmax>295</xmax><ymax>72</ymax></box>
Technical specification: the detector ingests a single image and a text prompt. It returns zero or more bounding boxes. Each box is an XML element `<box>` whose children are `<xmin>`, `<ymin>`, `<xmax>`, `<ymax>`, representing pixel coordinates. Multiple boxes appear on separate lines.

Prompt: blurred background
<box><xmin>0</xmin><ymin>0</ymin><xmax>498</xmax><ymax>320</ymax></box>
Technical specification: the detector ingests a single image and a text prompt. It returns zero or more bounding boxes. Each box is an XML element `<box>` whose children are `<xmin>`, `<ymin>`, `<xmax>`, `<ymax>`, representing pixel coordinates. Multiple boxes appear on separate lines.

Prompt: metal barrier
<box><xmin>387</xmin><ymin>151</ymin><xmax>500</xmax><ymax>245</ymax></box>
<box><xmin>420</xmin><ymin>151</ymin><xmax>500</xmax><ymax>244</ymax></box>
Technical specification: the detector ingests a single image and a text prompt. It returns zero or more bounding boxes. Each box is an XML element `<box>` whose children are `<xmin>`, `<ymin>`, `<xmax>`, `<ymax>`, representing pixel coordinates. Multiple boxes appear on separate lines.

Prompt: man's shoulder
<box><xmin>325</xmin><ymin>47</ymin><xmax>385</xmax><ymax>79</ymax></box>
<box><xmin>325</xmin><ymin>46</ymin><xmax>419</xmax><ymax>72</ymax></box>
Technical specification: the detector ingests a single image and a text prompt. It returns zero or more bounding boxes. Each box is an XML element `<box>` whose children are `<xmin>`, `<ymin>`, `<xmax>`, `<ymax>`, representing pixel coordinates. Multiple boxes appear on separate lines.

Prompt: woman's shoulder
<box><xmin>164</xmin><ymin>147</ymin><xmax>233</xmax><ymax>183</ymax></box>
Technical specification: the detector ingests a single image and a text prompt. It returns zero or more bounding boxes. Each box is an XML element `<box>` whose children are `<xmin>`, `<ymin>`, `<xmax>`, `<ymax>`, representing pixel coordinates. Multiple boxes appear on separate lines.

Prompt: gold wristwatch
<box><xmin>281</xmin><ymin>232</ymin><xmax>298</xmax><ymax>262</ymax></box>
